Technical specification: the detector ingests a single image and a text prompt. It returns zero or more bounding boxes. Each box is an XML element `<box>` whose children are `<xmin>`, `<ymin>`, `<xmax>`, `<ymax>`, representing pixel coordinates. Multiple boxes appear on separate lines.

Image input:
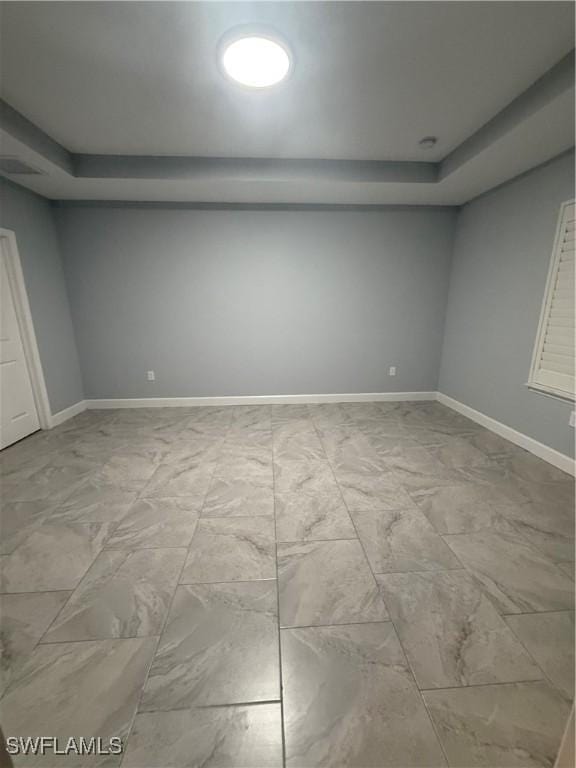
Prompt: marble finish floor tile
<box><xmin>331</xmin><ymin>453</ymin><xmax>390</xmax><ymax>477</ymax></box>
<box><xmin>230</xmin><ymin>404</ymin><xmax>271</xmax><ymax>428</ymax></box>
<box><xmin>0</xmin><ymin>522</ymin><xmax>113</xmax><ymax>593</ymax></box>
<box><xmin>0</xmin><ymin>591</ymin><xmax>69</xmax><ymax>694</ymax></box>
<box><xmin>43</xmin><ymin>548</ymin><xmax>186</xmax><ymax>641</ymax></box>
<box><xmin>219</xmin><ymin>439</ymin><xmax>271</xmax><ymax>462</ymax></box>
<box><xmin>274</xmin><ymin>459</ymin><xmax>339</xmax><ymax>496</ymax></box>
<box><xmin>467</xmin><ymin>428</ymin><xmax>521</xmax><ymax>458</ymax></box>
<box><xmin>365</xmin><ymin>432</ymin><xmax>422</xmax><ymax>456</ymax></box>
<box><xmin>308</xmin><ymin>404</ymin><xmax>353</xmax><ymax>428</ymax></box>
<box><xmin>273</xmin><ymin>423</ymin><xmax>326</xmax><ymax>462</ymax></box>
<box><xmin>426</xmin><ymin>436</ymin><xmax>494</xmax><ymax>469</ymax></box>
<box><xmin>0</xmin><ymin>450</ymin><xmax>51</xmax><ymax>484</ymax></box>
<box><xmin>500</xmin><ymin>501</ymin><xmax>575</xmax><ymax>562</ymax></box>
<box><xmin>1</xmin><ymin>463</ymin><xmax>89</xmax><ymax>503</ymax></box>
<box><xmin>271</xmin><ymin>405</ymin><xmax>311</xmax><ymax>423</ymax></box>
<box><xmin>0</xmin><ymin>500</ymin><xmax>54</xmax><ymax>554</ymax></box>
<box><xmin>503</xmin><ymin>474</ymin><xmax>575</xmax><ymax>510</ymax></box>
<box><xmin>96</xmin><ymin>452</ymin><xmax>161</xmax><ymax>489</ymax></box>
<box><xmin>282</xmin><ymin>623</ymin><xmax>447</xmax><ymax>767</ymax></box>
<box><xmin>409</xmin><ymin>416</ymin><xmax>480</xmax><ymax>439</ymax></box>
<box><xmin>143</xmin><ymin>461</ymin><xmax>216</xmax><ymax>500</ymax></box>
<box><xmin>384</xmin><ymin>450</ymin><xmax>462</xmax><ymax>492</ymax></box>
<box><xmin>352</xmin><ymin>508</ymin><xmax>461</xmax><ymax>573</ymax></box>
<box><xmin>123</xmin><ymin>704</ymin><xmax>282</xmax><ymax>767</ymax></box>
<box><xmin>104</xmin><ymin>498</ymin><xmax>200</xmax><ymax>549</ymax></box>
<box><xmin>384</xmin><ymin>447</ymin><xmax>451</xmax><ymax>473</ymax></box>
<box><xmin>0</xmin><ymin>637</ymin><xmax>157</xmax><ymax>767</ymax></box>
<box><xmin>275</xmin><ymin>490</ymin><xmax>356</xmax><ymax>542</ymax></box>
<box><xmin>50</xmin><ymin>476</ymin><xmax>138</xmax><ymax>523</ymax></box>
<box><xmin>410</xmin><ymin>483</ymin><xmax>518</xmax><ymax>534</ymax></box>
<box><xmin>140</xmin><ymin>581</ymin><xmax>279</xmax><ymax>710</ymax></box>
<box><xmin>214</xmin><ymin>454</ymin><xmax>273</xmax><ymax>481</ymax></box>
<box><xmin>273</xmin><ymin>438</ymin><xmax>326</xmax><ymax>463</ymax></box>
<box><xmin>443</xmin><ymin>525</ymin><xmax>575</xmax><ymax>614</ymax></box>
<box><xmin>202</xmin><ymin>476</ymin><xmax>274</xmax><ymax>517</ymax></box>
<box><xmin>335</xmin><ymin>469</ymin><xmax>416</xmax><ymax>511</ymax></box>
<box><xmin>180</xmin><ymin>517</ymin><xmax>275</xmax><ymax>583</ymax></box>
<box><xmin>162</xmin><ymin>438</ymin><xmax>224</xmax><ymax>464</ymax></box>
<box><xmin>318</xmin><ymin>430</ymin><xmax>381</xmax><ymax>469</ymax></box>
<box><xmin>557</xmin><ymin>561</ymin><xmax>574</xmax><ymax>580</ymax></box>
<box><xmin>504</xmin><ymin>451</ymin><xmax>574</xmax><ymax>485</ymax></box>
<box><xmin>2</xmin><ymin>404</ymin><xmax>572</xmax><ymax>766</ymax></box>
<box><xmin>505</xmin><ymin>612</ymin><xmax>575</xmax><ymax>700</ymax></box>
<box><xmin>377</xmin><ymin>570</ymin><xmax>541</xmax><ymax>689</ymax></box>
<box><xmin>423</xmin><ymin>681</ymin><xmax>571</xmax><ymax>768</ymax></box>
<box><xmin>277</xmin><ymin>539</ymin><xmax>388</xmax><ymax>627</ymax></box>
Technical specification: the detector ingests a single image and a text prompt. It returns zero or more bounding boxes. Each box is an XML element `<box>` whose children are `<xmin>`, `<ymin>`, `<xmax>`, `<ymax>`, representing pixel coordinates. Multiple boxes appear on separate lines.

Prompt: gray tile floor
<box><xmin>0</xmin><ymin>401</ymin><xmax>574</xmax><ymax>767</ymax></box>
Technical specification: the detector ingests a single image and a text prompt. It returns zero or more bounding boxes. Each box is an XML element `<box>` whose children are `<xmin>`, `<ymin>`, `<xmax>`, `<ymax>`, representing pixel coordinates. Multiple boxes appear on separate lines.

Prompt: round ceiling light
<box><xmin>220</xmin><ymin>34</ymin><xmax>292</xmax><ymax>88</ymax></box>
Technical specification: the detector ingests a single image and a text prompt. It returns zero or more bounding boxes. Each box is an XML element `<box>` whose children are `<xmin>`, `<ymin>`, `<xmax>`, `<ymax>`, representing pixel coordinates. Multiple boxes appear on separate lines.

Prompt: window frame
<box><xmin>527</xmin><ymin>199</ymin><xmax>575</xmax><ymax>403</ymax></box>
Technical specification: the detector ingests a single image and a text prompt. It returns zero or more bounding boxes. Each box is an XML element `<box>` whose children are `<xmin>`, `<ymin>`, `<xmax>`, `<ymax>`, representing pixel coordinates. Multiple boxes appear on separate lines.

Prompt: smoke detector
<box><xmin>419</xmin><ymin>136</ymin><xmax>438</xmax><ymax>150</ymax></box>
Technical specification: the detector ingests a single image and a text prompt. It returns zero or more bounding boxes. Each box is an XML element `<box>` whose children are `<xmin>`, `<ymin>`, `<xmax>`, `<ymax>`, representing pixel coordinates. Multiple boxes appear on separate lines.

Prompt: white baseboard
<box><xmin>50</xmin><ymin>400</ymin><xmax>87</xmax><ymax>427</ymax></box>
<box><xmin>437</xmin><ymin>392</ymin><xmax>575</xmax><ymax>477</ymax></box>
<box><xmin>85</xmin><ymin>391</ymin><xmax>437</xmax><ymax>409</ymax></box>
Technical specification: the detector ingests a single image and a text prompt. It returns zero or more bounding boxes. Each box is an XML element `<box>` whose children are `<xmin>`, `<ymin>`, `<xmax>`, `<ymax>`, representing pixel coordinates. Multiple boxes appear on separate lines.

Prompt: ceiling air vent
<box><xmin>0</xmin><ymin>156</ymin><xmax>46</xmax><ymax>175</ymax></box>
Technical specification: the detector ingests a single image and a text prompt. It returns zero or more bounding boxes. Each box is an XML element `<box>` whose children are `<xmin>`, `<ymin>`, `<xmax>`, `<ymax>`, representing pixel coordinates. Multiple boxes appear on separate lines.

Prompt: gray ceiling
<box><xmin>0</xmin><ymin>1</ymin><xmax>574</xmax><ymax>204</ymax></box>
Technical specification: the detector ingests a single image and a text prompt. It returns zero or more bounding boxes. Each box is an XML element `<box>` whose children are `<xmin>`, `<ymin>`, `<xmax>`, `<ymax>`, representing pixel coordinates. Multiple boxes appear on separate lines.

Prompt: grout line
<box><xmin>499</xmin><ymin>606</ymin><xmax>576</xmax><ymax>616</ymax></box>
<box><xmin>271</xmin><ymin>411</ymin><xmax>288</xmax><ymax>768</ymax></box>
<box><xmin>499</xmin><ymin>617</ymin><xmax>572</xmax><ymax>699</ymax></box>
<box><xmin>199</xmin><ymin>511</ymin><xmax>273</xmax><ymax>519</ymax></box>
<box><xmin>280</xmin><ymin>619</ymin><xmax>393</xmax><ymax>631</ymax></box>
<box><xmin>370</xmin><ymin>566</ymin><xmax>466</xmax><ymax>576</ymax></box>
<box><xmin>412</xmin><ymin>674</ymin><xmax>452</xmax><ymax>766</ymax></box>
<box><xmin>37</xmin><ymin>634</ymin><xmax>161</xmax><ymax>647</ymax></box>
<box><xmin>0</xmin><ymin>588</ymin><xmax>72</xmax><ymax>597</ymax></box>
<box><xmin>502</xmin><ymin>607</ymin><xmax>575</xmax><ymax>616</ymax></box>
<box><xmin>195</xmin><ymin>699</ymin><xmax>282</xmax><ymax>709</ymax></box>
<box><xmin>384</xmin><ymin>617</ymin><xmax>452</xmax><ymax>766</ymax></box>
<box><xmin>276</xmin><ymin>536</ymin><xmax>359</xmax><ymax>546</ymax></box>
<box><xmin>419</xmin><ymin>678</ymin><xmax>550</xmax><ymax>694</ymax></box>
<box><xmin>178</xmin><ymin>577</ymin><xmax>277</xmax><ymax>586</ymax></box>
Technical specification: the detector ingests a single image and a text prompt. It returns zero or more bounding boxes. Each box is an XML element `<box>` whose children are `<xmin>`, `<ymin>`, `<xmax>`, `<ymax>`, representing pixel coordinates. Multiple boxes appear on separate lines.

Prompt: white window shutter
<box><xmin>529</xmin><ymin>200</ymin><xmax>575</xmax><ymax>400</ymax></box>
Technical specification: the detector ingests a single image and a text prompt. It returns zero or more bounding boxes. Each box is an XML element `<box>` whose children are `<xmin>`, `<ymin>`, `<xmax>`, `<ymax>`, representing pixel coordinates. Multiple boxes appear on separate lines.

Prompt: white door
<box><xmin>0</xmin><ymin>243</ymin><xmax>40</xmax><ymax>448</ymax></box>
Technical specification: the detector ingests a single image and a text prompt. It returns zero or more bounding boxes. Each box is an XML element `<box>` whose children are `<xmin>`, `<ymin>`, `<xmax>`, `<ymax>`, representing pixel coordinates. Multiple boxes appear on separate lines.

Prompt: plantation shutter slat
<box><xmin>529</xmin><ymin>201</ymin><xmax>576</xmax><ymax>399</ymax></box>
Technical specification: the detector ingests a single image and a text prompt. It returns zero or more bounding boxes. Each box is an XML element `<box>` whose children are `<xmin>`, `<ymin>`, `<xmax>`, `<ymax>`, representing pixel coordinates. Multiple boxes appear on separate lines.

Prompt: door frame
<box><xmin>0</xmin><ymin>227</ymin><xmax>52</xmax><ymax>431</ymax></box>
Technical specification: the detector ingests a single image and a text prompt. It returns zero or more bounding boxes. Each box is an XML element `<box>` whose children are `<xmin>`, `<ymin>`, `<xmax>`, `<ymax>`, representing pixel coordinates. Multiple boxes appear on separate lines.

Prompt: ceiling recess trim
<box><xmin>0</xmin><ymin>99</ymin><xmax>74</xmax><ymax>175</ymax></box>
<box><xmin>0</xmin><ymin>50</ymin><xmax>573</xmax><ymax>190</ymax></box>
<box><xmin>440</xmin><ymin>49</ymin><xmax>575</xmax><ymax>180</ymax></box>
<box><xmin>73</xmin><ymin>155</ymin><xmax>438</xmax><ymax>184</ymax></box>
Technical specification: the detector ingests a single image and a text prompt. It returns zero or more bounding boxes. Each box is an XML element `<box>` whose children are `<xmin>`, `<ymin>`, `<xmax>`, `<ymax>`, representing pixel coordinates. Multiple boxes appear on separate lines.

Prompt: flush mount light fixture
<box><xmin>219</xmin><ymin>30</ymin><xmax>292</xmax><ymax>88</ymax></box>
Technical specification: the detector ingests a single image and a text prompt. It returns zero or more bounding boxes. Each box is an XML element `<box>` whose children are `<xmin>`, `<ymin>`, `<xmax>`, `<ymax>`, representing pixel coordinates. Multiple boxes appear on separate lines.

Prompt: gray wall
<box><xmin>55</xmin><ymin>206</ymin><xmax>456</xmax><ymax>399</ymax></box>
<box><xmin>0</xmin><ymin>178</ymin><xmax>84</xmax><ymax>414</ymax></box>
<box><xmin>439</xmin><ymin>151</ymin><xmax>575</xmax><ymax>458</ymax></box>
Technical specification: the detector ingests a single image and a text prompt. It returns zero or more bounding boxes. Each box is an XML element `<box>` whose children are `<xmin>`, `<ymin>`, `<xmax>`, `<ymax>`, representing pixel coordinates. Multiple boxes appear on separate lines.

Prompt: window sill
<box><xmin>525</xmin><ymin>382</ymin><xmax>576</xmax><ymax>404</ymax></box>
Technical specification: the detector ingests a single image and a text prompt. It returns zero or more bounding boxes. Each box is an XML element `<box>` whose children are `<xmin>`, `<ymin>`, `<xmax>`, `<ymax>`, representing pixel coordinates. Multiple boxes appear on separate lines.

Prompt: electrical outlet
<box><xmin>389</xmin><ymin>366</ymin><xmax>396</xmax><ymax>377</ymax></box>
<box><xmin>570</xmin><ymin>411</ymin><xmax>575</xmax><ymax>428</ymax></box>
<box><xmin>147</xmin><ymin>370</ymin><xmax>155</xmax><ymax>382</ymax></box>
